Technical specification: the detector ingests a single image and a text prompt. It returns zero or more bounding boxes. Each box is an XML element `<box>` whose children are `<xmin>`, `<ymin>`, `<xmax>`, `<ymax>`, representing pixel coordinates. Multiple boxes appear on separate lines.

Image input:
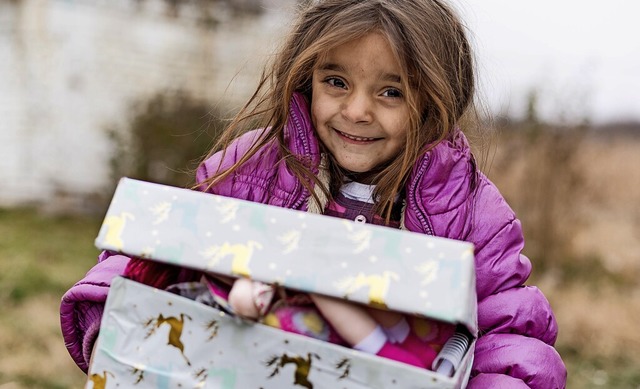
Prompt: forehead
<box><xmin>315</xmin><ymin>32</ymin><xmax>404</xmax><ymax>80</ymax></box>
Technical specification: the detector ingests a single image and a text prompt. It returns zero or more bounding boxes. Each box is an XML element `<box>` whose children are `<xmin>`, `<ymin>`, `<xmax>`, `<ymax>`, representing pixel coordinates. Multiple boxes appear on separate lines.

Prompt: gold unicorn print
<box><xmin>415</xmin><ymin>260</ymin><xmax>439</xmax><ymax>286</ymax></box>
<box><xmin>215</xmin><ymin>200</ymin><xmax>239</xmax><ymax>224</ymax></box>
<box><xmin>335</xmin><ymin>358</ymin><xmax>352</xmax><ymax>379</ymax></box>
<box><xmin>342</xmin><ymin>221</ymin><xmax>372</xmax><ymax>253</ymax></box>
<box><xmin>335</xmin><ymin>271</ymin><xmax>399</xmax><ymax>308</ymax></box>
<box><xmin>143</xmin><ymin>313</ymin><xmax>193</xmax><ymax>366</ymax></box>
<box><xmin>278</xmin><ymin>230</ymin><xmax>302</xmax><ymax>254</ymax></box>
<box><xmin>88</xmin><ymin>371</ymin><xmax>114</xmax><ymax>389</ymax></box>
<box><xmin>265</xmin><ymin>353</ymin><xmax>320</xmax><ymax>389</ymax></box>
<box><xmin>130</xmin><ymin>364</ymin><xmax>145</xmax><ymax>384</ymax></box>
<box><xmin>193</xmin><ymin>368</ymin><xmax>208</xmax><ymax>388</ymax></box>
<box><xmin>204</xmin><ymin>318</ymin><xmax>219</xmax><ymax>341</ymax></box>
<box><xmin>150</xmin><ymin>201</ymin><xmax>172</xmax><ymax>225</ymax></box>
<box><xmin>201</xmin><ymin>241</ymin><xmax>263</xmax><ymax>277</ymax></box>
<box><xmin>102</xmin><ymin>212</ymin><xmax>134</xmax><ymax>250</ymax></box>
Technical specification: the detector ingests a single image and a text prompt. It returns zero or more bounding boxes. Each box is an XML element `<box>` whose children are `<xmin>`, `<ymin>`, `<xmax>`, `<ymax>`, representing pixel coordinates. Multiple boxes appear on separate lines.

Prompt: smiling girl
<box><xmin>61</xmin><ymin>1</ymin><xmax>567</xmax><ymax>387</ymax></box>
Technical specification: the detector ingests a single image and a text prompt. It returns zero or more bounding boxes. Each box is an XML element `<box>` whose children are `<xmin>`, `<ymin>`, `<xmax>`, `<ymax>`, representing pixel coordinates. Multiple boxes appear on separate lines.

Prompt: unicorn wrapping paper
<box><xmin>87</xmin><ymin>178</ymin><xmax>478</xmax><ymax>388</ymax></box>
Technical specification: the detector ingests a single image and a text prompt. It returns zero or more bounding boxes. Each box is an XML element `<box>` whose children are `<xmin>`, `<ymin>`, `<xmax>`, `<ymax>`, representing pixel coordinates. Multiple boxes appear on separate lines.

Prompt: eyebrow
<box><xmin>317</xmin><ymin>63</ymin><xmax>402</xmax><ymax>84</ymax></box>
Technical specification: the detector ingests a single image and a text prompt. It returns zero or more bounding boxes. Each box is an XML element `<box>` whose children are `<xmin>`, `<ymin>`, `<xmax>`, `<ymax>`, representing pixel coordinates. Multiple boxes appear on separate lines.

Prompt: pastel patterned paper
<box><xmin>87</xmin><ymin>277</ymin><xmax>475</xmax><ymax>389</ymax></box>
<box><xmin>95</xmin><ymin>178</ymin><xmax>477</xmax><ymax>332</ymax></box>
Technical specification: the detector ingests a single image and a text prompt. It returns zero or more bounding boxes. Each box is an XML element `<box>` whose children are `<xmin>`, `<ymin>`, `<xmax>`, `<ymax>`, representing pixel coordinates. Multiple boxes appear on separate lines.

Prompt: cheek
<box><xmin>310</xmin><ymin>95</ymin><xmax>333</xmax><ymax>128</ymax></box>
<box><xmin>310</xmin><ymin>99</ymin><xmax>328</xmax><ymax>142</ymax></box>
<box><xmin>310</xmin><ymin>102</ymin><xmax>322</xmax><ymax>132</ymax></box>
<box><xmin>310</xmin><ymin>88</ymin><xmax>322</xmax><ymax>123</ymax></box>
<box><xmin>310</xmin><ymin>77</ymin><xmax>327</xmax><ymax>113</ymax></box>
<box><xmin>389</xmin><ymin>117</ymin><xmax>411</xmax><ymax>140</ymax></box>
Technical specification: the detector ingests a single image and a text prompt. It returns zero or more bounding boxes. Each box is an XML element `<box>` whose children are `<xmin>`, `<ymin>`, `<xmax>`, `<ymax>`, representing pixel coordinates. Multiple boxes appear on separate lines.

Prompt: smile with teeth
<box><xmin>335</xmin><ymin>128</ymin><xmax>380</xmax><ymax>142</ymax></box>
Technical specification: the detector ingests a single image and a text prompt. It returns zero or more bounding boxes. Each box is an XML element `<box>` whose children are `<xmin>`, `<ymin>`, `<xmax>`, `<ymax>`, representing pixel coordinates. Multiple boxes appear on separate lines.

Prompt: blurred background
<box><xmin>0</xmin><ymin>0</ymin><xmax>638</xmax><ymax>387</ymax></box>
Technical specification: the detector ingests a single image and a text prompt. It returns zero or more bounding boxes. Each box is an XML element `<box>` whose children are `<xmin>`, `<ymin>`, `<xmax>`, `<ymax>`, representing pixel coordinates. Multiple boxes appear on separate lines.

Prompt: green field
<box><xmin>0</xmin><ymin>208</ymin><xmax>96</xmax><ymax>388</ymax></box>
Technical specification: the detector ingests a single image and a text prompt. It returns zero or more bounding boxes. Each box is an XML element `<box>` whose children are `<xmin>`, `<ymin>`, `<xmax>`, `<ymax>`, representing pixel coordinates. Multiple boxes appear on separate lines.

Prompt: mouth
<box><xmin>334</xmin><ymin>128</ymin><xmax>381</xmax><ymax>142</ymax></box>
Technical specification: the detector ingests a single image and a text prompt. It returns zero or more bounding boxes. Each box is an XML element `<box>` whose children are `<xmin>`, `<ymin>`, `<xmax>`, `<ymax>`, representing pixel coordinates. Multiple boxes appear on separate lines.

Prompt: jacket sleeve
<box><xmin>60</xmin><ymin>136</ymin><xmax>247</xmax><ymax>373</ymax></box>
<box><xmin>60</xmin><ymin>251</ymin><xmax>130</xmax><ymax>372</ymax></box>
<box><xmin>465</xmin><ymin>177</ymin><xmax>567</xmax><ymax>389</ymax></box>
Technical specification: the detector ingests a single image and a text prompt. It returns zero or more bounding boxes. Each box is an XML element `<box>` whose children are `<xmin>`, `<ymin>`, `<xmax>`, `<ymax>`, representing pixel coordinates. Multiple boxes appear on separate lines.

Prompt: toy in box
<box><xmin>86</xmin><ymin>178</ymin><xmax>477</xmax><ymax>388</ymax></box>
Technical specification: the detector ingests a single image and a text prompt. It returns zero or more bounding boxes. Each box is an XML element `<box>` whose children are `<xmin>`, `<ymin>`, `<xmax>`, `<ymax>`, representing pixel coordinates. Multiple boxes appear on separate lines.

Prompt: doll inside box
<box><xmin>123</xmin><ymin>256</ymin><xmax>472</xmax><ymax>377</ymax></box>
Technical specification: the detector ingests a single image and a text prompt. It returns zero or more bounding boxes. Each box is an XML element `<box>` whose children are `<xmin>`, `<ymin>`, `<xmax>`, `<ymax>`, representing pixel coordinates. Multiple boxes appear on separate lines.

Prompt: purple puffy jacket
<box><xmin>61</xmin><ymin>93</ymin><xmax>566</xmax><ymax>388</ymax></box>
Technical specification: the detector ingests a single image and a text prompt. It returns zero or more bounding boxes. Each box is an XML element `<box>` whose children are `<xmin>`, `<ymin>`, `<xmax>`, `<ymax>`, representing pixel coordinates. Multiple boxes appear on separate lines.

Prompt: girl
<box><xmin>61</xmin><ymin>0</ymin><xmax>567</xmax><ymax>387</ymax></box>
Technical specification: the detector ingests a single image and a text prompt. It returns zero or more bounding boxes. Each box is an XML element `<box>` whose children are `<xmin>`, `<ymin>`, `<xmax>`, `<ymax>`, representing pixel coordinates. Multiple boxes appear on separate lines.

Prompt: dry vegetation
<box><xmin>484</xmin><ymin>124</ymin><xmax>640</xmax><ymax>388</ymax></box>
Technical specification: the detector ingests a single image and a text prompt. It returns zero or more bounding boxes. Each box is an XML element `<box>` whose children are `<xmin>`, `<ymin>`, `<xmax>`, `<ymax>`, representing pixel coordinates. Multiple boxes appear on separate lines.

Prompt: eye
<box><xmin>325</xmin><ymin>77</ymin><xmax>347</xmax><ymax>89</ymax></box>
<box><xmin>381</xmin><ymin>88</ymin><xmax>403</xmax><ymax>98</ymax></box>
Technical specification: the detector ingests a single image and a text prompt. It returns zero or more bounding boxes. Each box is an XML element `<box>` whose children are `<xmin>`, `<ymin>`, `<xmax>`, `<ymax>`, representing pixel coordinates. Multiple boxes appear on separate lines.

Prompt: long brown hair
<box><xmin>199</xmin><ymin>0</ymin><xmax>476</xmax><ymax>221</ymax></box>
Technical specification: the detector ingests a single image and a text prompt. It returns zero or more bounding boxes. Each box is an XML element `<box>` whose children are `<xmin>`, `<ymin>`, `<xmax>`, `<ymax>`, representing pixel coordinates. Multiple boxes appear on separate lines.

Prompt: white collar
<box><xmin>340</xmin><ymin>181</ymin><xmax>376</xmax><ymax>204</ymax></box>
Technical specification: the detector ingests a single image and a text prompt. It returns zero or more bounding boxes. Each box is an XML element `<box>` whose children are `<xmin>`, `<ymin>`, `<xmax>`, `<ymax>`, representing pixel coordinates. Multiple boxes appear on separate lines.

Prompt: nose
<box><xmin>341</xmin><ymin>92</ymin><xmax>373</xmax><ymax>124</ymax></box>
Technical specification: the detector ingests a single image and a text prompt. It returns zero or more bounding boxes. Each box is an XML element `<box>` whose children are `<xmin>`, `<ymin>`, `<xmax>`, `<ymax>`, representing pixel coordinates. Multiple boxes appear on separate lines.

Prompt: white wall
<box><xmin>0</xmin><ymin>0</ymin><xmax>289</xmax><ymax>209</ymax></box>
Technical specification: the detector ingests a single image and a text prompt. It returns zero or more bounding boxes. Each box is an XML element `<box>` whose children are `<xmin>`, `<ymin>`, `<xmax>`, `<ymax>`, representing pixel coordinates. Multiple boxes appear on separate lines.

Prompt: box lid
<box><xmin>96</xmin><ymin>178</ymin><xmax>477</xmax><ymax>334</ymax></box>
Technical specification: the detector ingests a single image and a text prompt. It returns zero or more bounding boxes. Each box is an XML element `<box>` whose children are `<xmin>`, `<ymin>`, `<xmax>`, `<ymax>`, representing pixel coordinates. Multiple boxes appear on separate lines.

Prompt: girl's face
<box><xmin>311</xmin><ymin>32</ymin><xmax>411</xmax><ymax>177</ymax></box>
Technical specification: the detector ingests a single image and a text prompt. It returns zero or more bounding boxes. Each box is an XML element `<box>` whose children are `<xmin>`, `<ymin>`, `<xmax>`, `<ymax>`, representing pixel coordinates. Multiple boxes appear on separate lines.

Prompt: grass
<box><xmin>1</xmin><ymin>207</ymin><xmax>639</xmax><ymax>388</ymax></box>
<box><xmin>0</xmin><ymin>208</ymin><xmax>99</xmax><ymax>388</ymax></box>
<box><xmin>561</xmin><ymin>352</ymin><xmax>640</xmax><ymax>389</ymax></box>
<box><xmin>0</xmin><ymin>208</ymin><xmax>102</xmax><ymax>304</ymax></box>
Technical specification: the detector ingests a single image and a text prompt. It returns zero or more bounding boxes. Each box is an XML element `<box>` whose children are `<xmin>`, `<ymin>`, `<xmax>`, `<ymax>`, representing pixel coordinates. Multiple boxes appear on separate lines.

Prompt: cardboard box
<box><xmin>87</xmin><ymin>178</ymin><xmax>477</xmax><ymax>388</ymax></box>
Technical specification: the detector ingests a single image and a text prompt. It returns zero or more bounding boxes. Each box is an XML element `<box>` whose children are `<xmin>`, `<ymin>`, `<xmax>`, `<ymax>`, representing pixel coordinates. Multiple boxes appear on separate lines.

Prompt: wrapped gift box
<box><xmin>87</xmin><ymin>178</ymin><xmax>478</xmax><ymax>388</ymax></box>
